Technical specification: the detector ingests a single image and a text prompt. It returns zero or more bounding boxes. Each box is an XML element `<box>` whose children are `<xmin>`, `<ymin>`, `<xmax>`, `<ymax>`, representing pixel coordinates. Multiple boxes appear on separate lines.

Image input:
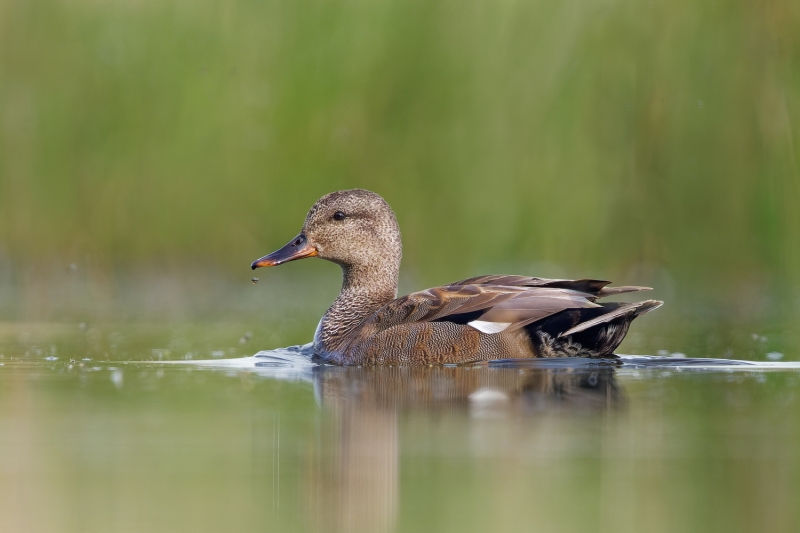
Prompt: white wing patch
<box><xmin>467</xmin><ymin>320</ymin><xmax>512</xmax><ymax>334</ymax></box>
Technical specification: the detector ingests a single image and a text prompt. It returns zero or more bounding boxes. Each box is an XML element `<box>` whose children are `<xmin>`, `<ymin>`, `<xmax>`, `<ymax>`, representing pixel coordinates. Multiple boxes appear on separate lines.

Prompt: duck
<box><xmin>251</xmin><ymin>189</ymin><xmax>662</xmax><ymax>365</ymax></box>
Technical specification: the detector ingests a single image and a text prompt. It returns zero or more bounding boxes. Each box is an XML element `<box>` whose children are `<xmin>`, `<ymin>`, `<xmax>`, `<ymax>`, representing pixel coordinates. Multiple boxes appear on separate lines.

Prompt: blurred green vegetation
<box><xmin>1</xmin><ymin>0</ymin><xmax>799</xmax><ymax>316</ymax></box>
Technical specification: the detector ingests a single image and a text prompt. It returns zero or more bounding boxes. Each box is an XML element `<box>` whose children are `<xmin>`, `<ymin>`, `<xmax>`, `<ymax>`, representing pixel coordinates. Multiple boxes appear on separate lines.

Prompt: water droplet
<box><xmin>766</xmin><ymin>352</ymin><xmax>784</xmax><ymax>361</ymax></box>
<box><xmin>251</xmin><ymin>278</ymin><xmax>259</xmax><ymax>284</ymax></box>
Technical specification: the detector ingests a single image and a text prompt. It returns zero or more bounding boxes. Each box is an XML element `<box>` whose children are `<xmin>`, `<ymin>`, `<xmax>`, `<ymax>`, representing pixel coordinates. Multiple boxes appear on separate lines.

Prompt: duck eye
<box><xmin>333</xmin><ymin>211</ymin><xmax>346</xmax><ymax>221</ymax></box>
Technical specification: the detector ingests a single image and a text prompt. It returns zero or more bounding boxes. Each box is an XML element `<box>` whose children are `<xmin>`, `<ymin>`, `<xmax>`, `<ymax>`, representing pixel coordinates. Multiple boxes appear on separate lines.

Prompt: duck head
<box><xmin>251</xmin><ymin>189</ymin><xmax>402</xmax><ymax>279</ymax></box>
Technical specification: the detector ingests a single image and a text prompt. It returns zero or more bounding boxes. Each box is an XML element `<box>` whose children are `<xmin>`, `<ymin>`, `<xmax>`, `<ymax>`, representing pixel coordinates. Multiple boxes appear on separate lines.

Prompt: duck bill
<box><xmin>251</xmin><ymin>234</ymin><xmax>318</xmax><ymax>269</ymax></box>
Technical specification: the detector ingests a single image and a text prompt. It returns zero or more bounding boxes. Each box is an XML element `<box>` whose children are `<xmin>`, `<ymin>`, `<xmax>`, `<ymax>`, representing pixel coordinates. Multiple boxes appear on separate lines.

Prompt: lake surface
<box><xmin>1</xmin><ymin>320</ymin><xmax>799</xmax><ymax>533</ymax></box>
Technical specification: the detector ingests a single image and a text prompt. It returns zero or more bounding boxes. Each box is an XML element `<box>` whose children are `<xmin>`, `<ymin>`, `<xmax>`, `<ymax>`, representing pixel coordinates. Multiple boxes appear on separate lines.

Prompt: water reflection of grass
<box><xmin>0</xmin><ymin>262</ymin><xmax>798</xmax><ymax>360</ymax></box>
<box><xmin>0</xmin><ymin>298</ymin><xmax>797</xmax><ymax>362</ymax></box>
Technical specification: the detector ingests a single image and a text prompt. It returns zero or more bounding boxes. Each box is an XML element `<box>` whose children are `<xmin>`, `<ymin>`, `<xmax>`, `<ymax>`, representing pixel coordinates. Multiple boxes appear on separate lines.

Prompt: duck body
<box><xmin>314</xmin><ymin>276</ymin><xmax>661</xmax><ymax>365</ymax></box>
<box><xmin>252</xmin><ymin>189</ymin><xmax>662</xmax><ymax>366</ymax></box>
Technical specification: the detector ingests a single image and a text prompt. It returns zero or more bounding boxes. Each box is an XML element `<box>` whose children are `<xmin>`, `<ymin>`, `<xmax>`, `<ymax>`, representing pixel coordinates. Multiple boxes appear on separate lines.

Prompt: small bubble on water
<box><xmin>111</xmin><ymin>369</ymin><xmax>123</xmax><ymax>388</ymax></box>
<box><xmin>671</xmin><ymin>352</ymin><xmax>686</xmax><ymax>358</ymax></box>
<box><xmin>251</xmin><ymin>278</ymin><xmax>259</xmax><ymax>284</ymax></box>
<box><xmin>44</xmin><ymin>356</ymin><xmax>58</xmax><ymax>361</ymax></box>
<box><xmin>657</xmin><ymin>350</ymin><xmax>670</xmax><ymax>357</ymax></box>
<box><xmin>766</xmin><ymin>352</ymin><xmax>784</xmax><ymax>361</ymax></box>
<box><xmin>211</xmin><ymin>350</ymin><xmax>225</xmax><ymax>358</ymax></box>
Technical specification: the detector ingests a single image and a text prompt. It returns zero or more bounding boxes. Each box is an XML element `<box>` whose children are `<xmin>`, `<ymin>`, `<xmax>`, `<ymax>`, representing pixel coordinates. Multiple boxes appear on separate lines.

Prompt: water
<box><xmin>1</xmin><ymin>322</ymin><xmax>799</xmax><ymax>533</ymax></box>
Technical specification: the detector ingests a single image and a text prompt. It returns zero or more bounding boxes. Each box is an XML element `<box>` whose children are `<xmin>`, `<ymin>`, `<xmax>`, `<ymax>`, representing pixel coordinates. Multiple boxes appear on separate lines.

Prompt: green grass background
<box><xmin>1</xmin><ymin>0</ymin><xmax>799</xmax><ymax>317</ymax></box>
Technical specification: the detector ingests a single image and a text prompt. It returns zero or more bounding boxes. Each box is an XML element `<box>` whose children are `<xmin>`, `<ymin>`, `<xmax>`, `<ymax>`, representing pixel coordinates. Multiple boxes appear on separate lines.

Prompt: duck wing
<box><xmin>363</xmin><ymin>282</ymin><xmax>605</xmax><ymax>336</ymax></box>
<box><xmin>452</xmin><ymin>275</ymin><xmax>610</xmax><ymax>293</ymax></box>
<box><xmin>452</xmin><ymin>275</ymin><xmax>652</xmax><ymax>299</ymax></box>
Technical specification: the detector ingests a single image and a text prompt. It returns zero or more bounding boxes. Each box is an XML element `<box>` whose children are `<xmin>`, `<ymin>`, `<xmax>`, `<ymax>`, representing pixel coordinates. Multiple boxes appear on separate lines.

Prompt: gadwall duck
<box><xmin>252</xmin><ymin>189</ymin><xmax>662</xmax><ymax>365</ymax></box>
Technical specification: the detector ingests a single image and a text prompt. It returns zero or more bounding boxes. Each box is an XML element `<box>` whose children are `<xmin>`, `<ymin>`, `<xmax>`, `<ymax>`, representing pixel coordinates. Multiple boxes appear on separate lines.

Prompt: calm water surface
<box><xmin>1</xmin><ymin>321</ymin><xmax>799</xmax><ymax>533</ymax></box>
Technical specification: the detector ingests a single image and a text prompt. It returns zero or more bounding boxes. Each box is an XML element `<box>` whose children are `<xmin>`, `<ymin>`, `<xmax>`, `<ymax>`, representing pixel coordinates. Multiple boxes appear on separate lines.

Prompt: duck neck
<box><xmin>314</xmin><ymin>262</ymin><xmax>399</xmax><ymax>353</ymax></box>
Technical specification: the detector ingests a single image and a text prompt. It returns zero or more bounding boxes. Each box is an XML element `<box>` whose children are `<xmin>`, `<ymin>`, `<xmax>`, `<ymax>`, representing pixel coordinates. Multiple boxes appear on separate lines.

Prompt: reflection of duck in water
<box><xmin>304</xmin><ymin>365</ymin><xmax>623</xmax><ymax>533</ymax></box>
<box><xmin>313</xmin><ymin>364</ymin><xmax>624</xmax><ymax>412</ymax></box>
<box><xmin>252</xmin><ymin>189</ymin><xmax>661</xmax><ymax>365</ymax></box>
